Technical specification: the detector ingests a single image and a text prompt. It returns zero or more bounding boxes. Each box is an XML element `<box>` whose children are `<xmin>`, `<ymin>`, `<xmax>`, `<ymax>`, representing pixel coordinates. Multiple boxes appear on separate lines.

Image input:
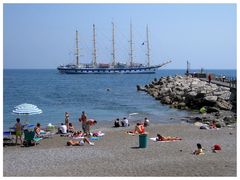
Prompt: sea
<box><xmin>3</xmin><ymin>69</ymin><xmax>236</xmax><ymax>131</ymax></box>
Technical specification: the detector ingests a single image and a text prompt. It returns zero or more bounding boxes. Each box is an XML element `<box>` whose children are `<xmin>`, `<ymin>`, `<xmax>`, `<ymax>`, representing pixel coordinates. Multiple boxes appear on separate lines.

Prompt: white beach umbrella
<box><xmin>12</xmin><ymin>103</ymin><xmax>43</xmax><ymax>125</ymax></box>
<box><xmin>13</xmin><ymin>103</ymin><xmax>42</xmax><ymax>115</ymax></box>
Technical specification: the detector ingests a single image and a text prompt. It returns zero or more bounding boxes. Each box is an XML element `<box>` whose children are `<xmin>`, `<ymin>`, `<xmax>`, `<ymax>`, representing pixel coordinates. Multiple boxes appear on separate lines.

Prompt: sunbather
<box><xmin>70</xmin><ymin>131</ymin><xmax>84</xmax><ymax>138</ymax></box>
<box><xmin>66</xmin><ymin>137</ymin><xmax>94</xmax><ymax>146</ymax></box>
<box><xmin>127</xmin><ymin>123</ymin><xmax>145</xmax><ymax>135</ymax></box>
<box><xmin>68</xmin><ymin>123</ymin><xmax>75</xmax><ymax>133</ymax></box>
<box><xmin>156</xmin><ymin>134</ymin><xmax>182</xmax><ymax>141</ymax></box>
<box><xmin>34</xmin><ymin>123</ymin><xmax>51</xmax><ymax>138</ymax></box>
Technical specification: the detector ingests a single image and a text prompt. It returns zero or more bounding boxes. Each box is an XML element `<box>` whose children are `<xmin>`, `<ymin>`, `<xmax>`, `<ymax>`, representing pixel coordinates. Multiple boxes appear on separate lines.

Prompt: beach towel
<box><xmin>89</xmin><ymin>136</ymin><xmax>101</xmax><ymax>141</ymax></box>
<box><xmin>150</xmin><ymin>137</ymin><xmax>182</xmax><ymax>142</ymax></box>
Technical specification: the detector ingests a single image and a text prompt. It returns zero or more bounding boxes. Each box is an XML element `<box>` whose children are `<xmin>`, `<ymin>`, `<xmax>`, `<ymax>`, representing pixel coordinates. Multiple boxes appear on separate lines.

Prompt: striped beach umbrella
<box><xmin>12</xmin><ymin>103</ymin><xmax>43</xmax><ymax>126</ymax></box>
<box><xmin>12</xmin><ymin>103</ymin><xmax>42</xmax><ymax>115</ymax></box>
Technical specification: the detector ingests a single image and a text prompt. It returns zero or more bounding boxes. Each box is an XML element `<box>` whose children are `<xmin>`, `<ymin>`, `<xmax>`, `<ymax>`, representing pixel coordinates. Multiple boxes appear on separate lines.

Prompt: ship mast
<box><xmin>129</xmin><ymin>21</ymin><xmax>133</xmax><ymax>66</ymax></box>
<box><xmin>93</xmin><ymin>24</ymin><xmax>97</xmax><ymax>67</ymax></box>
<box><xmin>75</xmin><ymin>30</ymin><xmax>79</xmax><ymax>66</ymax></box>
<box><xmin>146</xmin><ymin>25</ymin><xmax>150</xmax><ymax>67</ymax></box>
<box><xmin>112</xmin><ymin>22</ymin><xmax>116</xmax><ymax>67</ymax></box>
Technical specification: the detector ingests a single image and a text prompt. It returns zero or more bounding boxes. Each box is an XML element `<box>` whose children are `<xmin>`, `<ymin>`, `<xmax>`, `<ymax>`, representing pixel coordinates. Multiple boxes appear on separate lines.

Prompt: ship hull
<box><xmin>57</xmin><ymin>66</ymin><xmax>157</xmax><ymax>74</ymax></box>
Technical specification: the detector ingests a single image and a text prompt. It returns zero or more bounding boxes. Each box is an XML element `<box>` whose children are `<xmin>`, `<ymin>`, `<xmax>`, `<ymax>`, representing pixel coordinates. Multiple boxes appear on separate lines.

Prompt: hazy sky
<box><xmin>3</xmin><ymin>3</ymin><xmax>236</xmax><ymax>69</ymax></box>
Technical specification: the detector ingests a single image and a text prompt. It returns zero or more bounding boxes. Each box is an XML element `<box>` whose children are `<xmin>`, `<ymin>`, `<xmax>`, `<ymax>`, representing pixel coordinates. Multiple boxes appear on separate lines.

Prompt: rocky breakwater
<box><xmin>137</xmin><ymin>75</ymin><xmax>236</xmax><ymax>126</ymax></box>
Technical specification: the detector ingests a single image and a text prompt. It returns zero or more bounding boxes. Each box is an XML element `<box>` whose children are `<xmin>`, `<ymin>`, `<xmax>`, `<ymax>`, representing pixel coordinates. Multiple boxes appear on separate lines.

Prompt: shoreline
<box><xmin>3</xmin><ymin>121</ymin><xmax>236</xmax><ymax>176</ymax></box>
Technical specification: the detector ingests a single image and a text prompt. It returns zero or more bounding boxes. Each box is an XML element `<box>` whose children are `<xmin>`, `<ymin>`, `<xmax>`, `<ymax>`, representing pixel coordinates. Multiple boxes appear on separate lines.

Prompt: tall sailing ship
<box><xmin>57</xmin><ymin>23</ymin><xmax>171</xmax><ymax>74</ymax></box>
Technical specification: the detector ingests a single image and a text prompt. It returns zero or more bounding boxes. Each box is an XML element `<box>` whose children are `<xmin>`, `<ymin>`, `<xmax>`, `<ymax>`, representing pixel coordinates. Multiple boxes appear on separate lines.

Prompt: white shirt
<box><xmin>59</xmin><ymin>124</ymin><xmax>67</xmax><ymax>134</ymax></box>
<box><xmin>123</xmin><ymin>118</ymin><xmax>129</xmax><ymax>127</ymax></box>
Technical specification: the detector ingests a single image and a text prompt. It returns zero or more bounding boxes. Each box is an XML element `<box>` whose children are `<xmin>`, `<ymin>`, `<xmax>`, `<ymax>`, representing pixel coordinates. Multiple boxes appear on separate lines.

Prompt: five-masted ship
<box><xmin>57</xmin><ymin>23</ymin><xmax>171</xmax><ymax>74</ymax></box>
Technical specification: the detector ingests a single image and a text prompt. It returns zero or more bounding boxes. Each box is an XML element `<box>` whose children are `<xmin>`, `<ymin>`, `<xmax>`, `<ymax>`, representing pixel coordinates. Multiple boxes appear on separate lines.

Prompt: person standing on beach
<box><xmin>208</xmin><ymin>74</ymin><xmax>212</xmax><ymax>84</ymax></box>
<box><xmin>15</xmin><ymin>118</ymin><xmax>23</xmax><ymax>145</ymax></box>
<box><xmin>85</xmin><ymin>119</ymin><xmax>97</xmax><ymax>136</ymax></box>
<box><xmin>79</xmin><ymin>111</ymin><xmax>87</xmax><ymax>133</ymax></box>
<box><xmin>143</xmin><ymin>117</ymin><xmax>150</xmax><ymax>127</ymax></box>
<box><xmin>65</xmin><ymin>112</ymin><xmax>70</xmax><ymax>131</ymax></box>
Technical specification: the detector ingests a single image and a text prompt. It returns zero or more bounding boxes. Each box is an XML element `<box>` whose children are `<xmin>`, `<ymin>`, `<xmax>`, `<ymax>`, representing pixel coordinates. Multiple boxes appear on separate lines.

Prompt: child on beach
<box><xmin>15</xmin><ymin>118</ymin><xmax>23</xmax><ymax>145</ymax></box>
<box><xmin>156</xmin><ymin>134</ymin><xmax>182</xmax><ymax>141</ymax></box>
<box><xmin>193</xmin><ymin>143</ymin><xmax>205</xmax><ymax>155</ymax></box>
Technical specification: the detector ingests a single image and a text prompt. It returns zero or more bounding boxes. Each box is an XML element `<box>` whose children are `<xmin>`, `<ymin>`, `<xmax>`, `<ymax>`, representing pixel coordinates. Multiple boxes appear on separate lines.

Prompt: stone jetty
<box><xmin>137</xmin><ymin>75</ymin><xmax>236</xmax><ymax>126</ymax></box>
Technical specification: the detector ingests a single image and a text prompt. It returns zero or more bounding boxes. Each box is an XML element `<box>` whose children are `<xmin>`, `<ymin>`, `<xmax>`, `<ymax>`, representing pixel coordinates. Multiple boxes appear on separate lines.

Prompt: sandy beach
<box><xmin>3</xmin><ymin>122</ymin><xmax>236</xmax><ymax>177</ymax></box>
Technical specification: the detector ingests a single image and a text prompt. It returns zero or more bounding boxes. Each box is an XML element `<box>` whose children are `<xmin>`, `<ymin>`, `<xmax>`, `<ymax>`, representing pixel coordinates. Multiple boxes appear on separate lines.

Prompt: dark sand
<box><xmin>3</xmin><ymin>122</ymin><xmax>236</xmax><ymax>176</ymax></box>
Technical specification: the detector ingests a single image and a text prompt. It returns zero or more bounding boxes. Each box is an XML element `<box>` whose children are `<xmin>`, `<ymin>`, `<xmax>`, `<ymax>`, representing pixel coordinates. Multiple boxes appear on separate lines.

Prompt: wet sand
<box><xmin>3</xmin><ymin>122</ymin><xmax>236</xmax><ymax>176</ymax></box>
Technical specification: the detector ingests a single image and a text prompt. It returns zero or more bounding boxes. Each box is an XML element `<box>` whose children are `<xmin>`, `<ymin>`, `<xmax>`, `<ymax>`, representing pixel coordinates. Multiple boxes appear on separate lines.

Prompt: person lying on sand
<box><xmin>193</xmin><ymin>143</ymin><xmax>205</xmax><ymax>155</ymax></box>
<box><xmin>127</xmin><ymin>123</ymin><xmax>145</xmax><ymax>134</ymax></box>
<box><xmin>69</xmin><ymin>131</ymin><xmax>84</xmax><ymax>138</ymax></box>
<box><xmin>156</xmin><ymin>134</ymin><xmax>182</xmax><ymax>141</ymax></box>
<box><xmin>67</xmin><ymin>138</ymin><xmax>94</xmax><ymax>146</ymax></box>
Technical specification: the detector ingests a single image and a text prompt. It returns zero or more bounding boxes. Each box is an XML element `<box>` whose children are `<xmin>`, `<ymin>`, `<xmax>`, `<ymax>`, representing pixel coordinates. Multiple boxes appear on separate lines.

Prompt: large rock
<box><xmin>161</xmin><ymin>96</ymin><xmax>172</xmax><ymax>104</ymax></box>
<box><xmin>204</xmin><ymin>96</ymin><xmax>218</xmax><ymax>103</ymax></box>
<box><xmin>216</xmin><ymin>100</ymin><xmax>232</xmax><ymax>110</ymax></box>
<box><xmin>137</xmin><ymin>75</ymin><xmax>235</xmax><ymax>119</ymax></box>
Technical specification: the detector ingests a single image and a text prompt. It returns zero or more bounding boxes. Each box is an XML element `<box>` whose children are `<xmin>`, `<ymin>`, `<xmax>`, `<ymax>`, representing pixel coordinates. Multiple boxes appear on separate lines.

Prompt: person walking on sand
<box><xmin>208</xmin><ymin>74</ymin><xmax>212</xmax><ymax>84</ymax></box>
<box><xmin>79</xmin><ymin>111</ymin><xmax>87</xmax><ymax>133</ymax></box>
<box><xmin>15</xmin><ymin>118</ymin><xmax>23</xmax><ymax>145</ymax></box>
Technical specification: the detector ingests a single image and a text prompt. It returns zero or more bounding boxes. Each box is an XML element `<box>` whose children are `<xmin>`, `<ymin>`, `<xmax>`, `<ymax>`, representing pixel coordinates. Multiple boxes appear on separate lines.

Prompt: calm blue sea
<box><xmin>3</xmin><ymin>69</ymin><xmax>236</xmax><ymax>131</ymax></box>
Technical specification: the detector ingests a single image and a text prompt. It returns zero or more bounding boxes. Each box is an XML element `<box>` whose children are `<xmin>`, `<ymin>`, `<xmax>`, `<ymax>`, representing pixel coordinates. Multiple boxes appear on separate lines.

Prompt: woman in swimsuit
<box><xmin>156</xmin><ymin>134</ymin><xmax>182</xmax><ymax>141</ymax></box>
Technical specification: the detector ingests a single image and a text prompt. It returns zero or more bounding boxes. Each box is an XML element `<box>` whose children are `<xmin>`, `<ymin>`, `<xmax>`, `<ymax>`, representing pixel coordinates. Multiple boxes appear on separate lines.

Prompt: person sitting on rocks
<box><xmin>156</xmin><ymin>134</ymin><xmax>182</xmax><ymax>141</ymax></box>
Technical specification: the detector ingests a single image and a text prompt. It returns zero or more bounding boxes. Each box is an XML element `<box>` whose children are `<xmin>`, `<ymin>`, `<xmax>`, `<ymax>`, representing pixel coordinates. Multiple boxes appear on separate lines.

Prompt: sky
<box><xmin>3</xmin><ymin>3</ymin><xmax>237</xmax><ymax>69</ymax></box>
